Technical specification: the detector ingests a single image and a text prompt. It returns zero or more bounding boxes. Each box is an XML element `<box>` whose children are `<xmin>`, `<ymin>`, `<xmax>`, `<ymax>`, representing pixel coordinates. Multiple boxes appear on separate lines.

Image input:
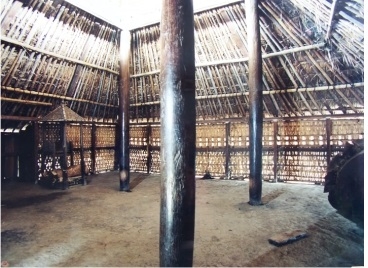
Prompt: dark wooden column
<box><xmin>159</xmin><ymin>0</ymin><xmax>196</xmax><ymax>266</ymax></box>
<box><xmin>80</xmin><ymin>123</ymin><xmax>86</xmax><ymax>185</ymax></box>
<box><xmin>34</xmin><ymin>122</ymin><xmax>40</xmax><ymax>183</ymax></box>
<box><xmin>91</xmin><ymin>123</ymin><xmax>97</xmax><ymax>174</ymax></box>
<box><xmin>273</xmin><ymin>121</ymin><xmax>278</xmax><ymax>182</ymax></box>
<box><xmin>225</xmin><ymin>122</ymin><xmax>231</xmax><ymax>179</ymax></box>
<box><xmin>146</xmin><ymin>124</ymin><xmax>152</xmax><ymax>174</ymax></box>
<box><xmin>246</xmin><ymin>0</ymin><xmax>263</xmax><ymax>205</ymax></box>
<box><xmin>118</xmin><ymin>29</ymin><xmax>131</xmax><ymax>192</ymax></box>
<box><xmin>61</xmin><ymin>122</ymin><xmax>68</xmax><ymax>190</ymax></box>
<box><xmin>326</xmin><ymin>118</ymin><xmax>332</xmax><ymax>166</ymax></box>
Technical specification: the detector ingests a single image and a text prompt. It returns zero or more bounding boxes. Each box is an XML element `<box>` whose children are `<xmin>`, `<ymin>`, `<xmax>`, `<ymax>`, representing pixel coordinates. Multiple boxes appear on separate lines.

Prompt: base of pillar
<box><xmin>120</xmin><ymin>188</ymin><xmax>132</xmax><ymax>192</ymax></box>
<box><xmin>248</xmin><ymin>200</ymin><xmax>263</xmax><ymax>206</ymax></box>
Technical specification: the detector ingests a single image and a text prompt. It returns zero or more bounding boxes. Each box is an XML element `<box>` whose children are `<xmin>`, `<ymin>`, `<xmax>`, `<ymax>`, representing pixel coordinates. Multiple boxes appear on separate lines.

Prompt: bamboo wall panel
<box><xmin>94</xmin><ymin>149</ymin><xmax>115</xmax><ymax>173</ymax></box>
<box><xmin>95</xmin><ymin>125</ymin><xmax>115</xmax><ymax>147</ymax></box>
<box><xmin>130</xmin><ymin>148</ymin><xmax>148</xmax><ymax>173</ymax></box>
<box><xmin>331</xmin><ymin>119</ymin><xmax>364</xmax><ymax>146</ymax></box>
<box><xmin>83</xmin><ymin>149</ymin><xmax>93</xmax><ymax>174</ymax></box>
<box><xmin>150</xmin><ymin>149</ymin><xmax>160</xmax><ymax>173</ymax></box>
<box><xmin>82</xmin><ymin>125</ymin><xmax>92</xmax><ymax>147</ymax></box>
<box><xmin>229</xmin><ymin>151</ymin><xmax>249</xmax><ymax>177</ymax></box>
<box><xmin>278</xmin><ymin>120</ymin><xmax>326</xmax><ymax>147</ymax></box>
<box><xmin>230</xmin><ymin>122</ymin><xmax>249</xmax><ymax>147</ymax></box>
<box><xmin>66</xmin><ymin>124</ymin><xmax>80</xmax><ymax>147</ymax></box>
<box><xmin>197</xmin><ymin>151</ymin><xmax>226</xmax><ymax>177</ymax></box>
<box><xmin>128</xmin><ymin>118</ymin><xmax>363</xmax><ymax>183</ymax></box>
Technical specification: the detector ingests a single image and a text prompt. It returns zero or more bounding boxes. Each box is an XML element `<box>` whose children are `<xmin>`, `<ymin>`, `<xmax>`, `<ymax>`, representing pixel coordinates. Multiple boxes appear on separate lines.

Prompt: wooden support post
<box><xmin>70</xmin><ymin>141</ymin><xmax>74</xmax><ymax>166</ymax></box>
<box><xmin>159</xmin><ymin>0</ymin><xmax>196</xmax><ymax>266</ymax></box>
<box><xmin>80</xmin><ymin>123</ymin><xmax>86</xmax><ymax>185</ymax></box>
<box><xmin>39</xmin><ymin>123</ymin><xmax>46</xmax><ymax>184</ymax></box>
<box><xmin>225</xmin><ymin>122</ymin><xmax>231</xmax><ymax>179</ymax></box>
<box><xmin>91</xmin><ymin>123</ymin><xmax>96</xmax><ymax>174</ymax></box>
<box><xmin>273</xmin><ymin>121</ymin><xmax>278</xmax><ymax>182</ymax></box>
<box><xmin>61</xmin><ymin>122</ymin><xmax>68</xmax><ymax>190</ymax></box>
<box><xmin>326</xmin><ymin>118</ymin><xmax>332</xmax><ymax>166</ymax></box>
<box><xmin>118</xmin><ymin>29</ymin><xmax>131</xmax><ymax>192</ymax></box>
<box><xmin>146</xmin><ymin>124</ymin><xmax>152</xmax><ymax>174</ymax></box>
<box><xmin>246</xmin><ymin>0</ymin><xmax>263</xmax><ymax>205</ymax></box>
<box><xmin>33</xmin><ymin>123</ymin><xmax>40</xmax><ymax>184</ymax></box>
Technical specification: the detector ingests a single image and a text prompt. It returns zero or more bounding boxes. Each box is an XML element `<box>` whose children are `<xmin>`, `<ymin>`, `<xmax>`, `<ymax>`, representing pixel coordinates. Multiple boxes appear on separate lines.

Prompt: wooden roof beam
<box><xmin>325</xmin><ymin>0</ymin><xmax>339</xmax><ymax>40</ymax></box>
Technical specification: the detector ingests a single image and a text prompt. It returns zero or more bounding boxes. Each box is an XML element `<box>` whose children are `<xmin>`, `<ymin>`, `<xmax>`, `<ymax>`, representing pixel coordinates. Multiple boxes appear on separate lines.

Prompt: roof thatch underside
<box><xmin>1</xmin><ymin>0</ymin><xmax>364</xmax><ymax>131</ymax></box>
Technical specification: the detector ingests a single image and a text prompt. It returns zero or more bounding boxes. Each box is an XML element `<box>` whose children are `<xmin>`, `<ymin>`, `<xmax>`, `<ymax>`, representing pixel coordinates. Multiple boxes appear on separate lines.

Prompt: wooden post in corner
<box><xmin>118</xmin><ymin>29</ymin><xmax>131</xmax><ymax>192</ymax></box>
<box><xmin>159</xmin><ymin>0</ymin><xmax>196</xmax><ymax>266</ymax></box>
<box><xmin>246</xmin><ymin>0</ymin><xmax>263</xmax><ymax>205</ymax></box>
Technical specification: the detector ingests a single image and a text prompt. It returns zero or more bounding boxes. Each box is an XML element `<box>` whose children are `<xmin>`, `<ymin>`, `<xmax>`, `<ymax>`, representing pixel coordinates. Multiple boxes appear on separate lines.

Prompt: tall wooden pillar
<box><xmin>34</xmin><ymin>123</ymin><xmax>40</xmax><ymax>183</ymax></box>
<box><xmin>273</xmin><ymin>121</ymin><xmax>278</xmax><ymax>182</ymax></box>
<box><xmin>61</xmin><ymin>122</ymin><xmax>68</xmax><ymax>190</ymax></box>
<box><xmin>225</xmin><ymin>122</ymin><xmax>231</xmax><ymax>179</ymax></box>
<box><xmin>246</xmin><ymin>0</ymin><xmax>263</xmax><ymax>205</ymax></box>
<box><xmin>326</xmin><ymin>118</ymin><xmax>332</xmax><ymax>166</ymax></box>
<box><xmin>80</xmin><ymin>123</ymin><xmax>86</xmax><ymax>185</ymax></box>
<box><xmin>91</xmin><ymin>123</ymin><xmax>96</xmax><ymax>174</ymax></box>
<box><xmin>159</xmin><ymin>0</ymin><xmax>196</xmax><ymax>266</ymax></box>
<box><xmin>146</xmin><ymin>124</ymin><xmax>152</xmax><ymax>174</ymax></box>
<box><xmin>118</xmin><ymin>29</ymin><xmax>131</xmax><ymax>192</ymax></box>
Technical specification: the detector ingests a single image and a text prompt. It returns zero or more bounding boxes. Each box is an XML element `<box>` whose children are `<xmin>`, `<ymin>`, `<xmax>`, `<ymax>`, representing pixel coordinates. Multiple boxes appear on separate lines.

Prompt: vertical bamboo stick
<box><xmin>160</xmin><ymin>0</ymin><xmax>196</xmax><ymax>266</ymax></box>
<box><xmin>246</xmin><ymin>0</ymin><xmax>263</xmax><ymax>205</ymax></box>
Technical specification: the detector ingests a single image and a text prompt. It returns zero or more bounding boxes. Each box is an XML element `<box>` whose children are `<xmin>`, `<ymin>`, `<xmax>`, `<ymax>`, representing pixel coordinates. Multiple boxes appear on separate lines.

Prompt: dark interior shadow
<box><xmin>130</xmin><ymin>174</ymin><xmax>149</xmax><ymax>190</ymax></box>
<box><xmin>1</xmin><ymin>192</ymin><xmax>68</xmax><ymax>209</ymax></box>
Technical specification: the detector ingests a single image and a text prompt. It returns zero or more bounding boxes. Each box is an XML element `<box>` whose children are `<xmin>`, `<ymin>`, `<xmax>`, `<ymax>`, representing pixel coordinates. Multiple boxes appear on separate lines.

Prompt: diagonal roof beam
<box><xmin>325</xmin><ymin>0</ymin><xmax>339</xmax><ymax>40</ymax></box>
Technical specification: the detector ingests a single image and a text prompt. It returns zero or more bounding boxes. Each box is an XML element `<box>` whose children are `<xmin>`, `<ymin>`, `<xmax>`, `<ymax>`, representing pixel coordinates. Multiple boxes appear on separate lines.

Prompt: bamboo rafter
<box><xmin>1</xmin><ymin>36</ymin><xmax>119</xmax><ymax>75</ymax></box>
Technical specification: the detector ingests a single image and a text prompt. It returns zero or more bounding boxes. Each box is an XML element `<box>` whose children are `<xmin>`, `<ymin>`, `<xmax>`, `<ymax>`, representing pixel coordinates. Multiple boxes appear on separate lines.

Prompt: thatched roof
<box><xmin>40</xmin><ymin>103</ymin><xmax>84</xmax><ymax>122</ymax></box>
<box><xmin>0</xmin><ymin>0</ymin><xmax>364</xmax><ymax>131</ymax></box>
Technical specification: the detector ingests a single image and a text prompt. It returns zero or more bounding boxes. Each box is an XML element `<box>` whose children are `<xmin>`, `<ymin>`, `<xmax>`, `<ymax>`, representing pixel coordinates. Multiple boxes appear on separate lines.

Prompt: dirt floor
<box><xmin>1</xmin><ymin>172</ymin><xmax>364</xmax><ymax>267</ymax></box>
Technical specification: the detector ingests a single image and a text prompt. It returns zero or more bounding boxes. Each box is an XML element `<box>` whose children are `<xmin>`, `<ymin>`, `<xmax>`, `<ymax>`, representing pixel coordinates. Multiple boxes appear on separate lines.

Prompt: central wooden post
<box><xmin>246</xmin><ymin>0</ymin><xmax>263</xmax><ymax>205</ymax></box>
<box><xmin>159</xmin><ymin>0</ymin><xmax>196</xmax><ymax>266</ymax></box>
<box><xmin>118</xmin><ymin>29</ymin><xmax>131</xmax><ymax>192</ymax></box>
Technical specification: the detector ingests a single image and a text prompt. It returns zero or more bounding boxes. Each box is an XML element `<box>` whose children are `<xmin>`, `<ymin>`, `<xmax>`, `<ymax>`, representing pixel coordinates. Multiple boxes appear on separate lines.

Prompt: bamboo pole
<box><xmin>1</xmin><ymin>86</ymin><xmax>118</xmax><ymax>108</ymax></box>
<box><xmin>1</xmin><ymin>36</ymin><xmax>119</xmax><ymax>75</ymax></box>
<box><xmin>0</xmin><ymin>97</ymin><xmax>52</xmax><ymax>106</ymax></box>
<box><xmin>246</xmin><ymin>0</ymin><xmax>263</xmax><ymax>206</ymax></box>
<box><xmin>159</xmin><ymin>0</ymin><xmax>196</xmax><ymax>266</ymax></box>
<box><xmin>325</xmin><ymin>0</ymin><xmax>338</xmax><ymax>40</ymax></box>
<box><xmin>130</xmin><ymin>82</ymin><xmax>364</xmax><ymax>106</ymax></box>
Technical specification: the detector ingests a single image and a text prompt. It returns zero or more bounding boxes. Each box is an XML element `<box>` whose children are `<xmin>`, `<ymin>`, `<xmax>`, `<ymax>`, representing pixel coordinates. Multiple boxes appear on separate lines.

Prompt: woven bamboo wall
<box><xmin>37</xmin><ymin>122</ymin><xmax>116</xmax><ymax>179</ymax></box>
<box><xmin>128</xmin><ymin>118</ymin><xmax>363</xmax><ymax>183</ymax></box>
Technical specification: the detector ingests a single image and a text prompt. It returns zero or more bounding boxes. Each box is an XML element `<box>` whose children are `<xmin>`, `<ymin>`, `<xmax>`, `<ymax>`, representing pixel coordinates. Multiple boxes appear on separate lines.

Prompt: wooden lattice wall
<box><xmin>129</xmin><ymin>118</ymin><xmax>363</xmax><ymax>184</ymax></box>
<box><xmin>36</xmin><ymin>122</ymin><xmax>117</xmax><ymax>180</ymax></box>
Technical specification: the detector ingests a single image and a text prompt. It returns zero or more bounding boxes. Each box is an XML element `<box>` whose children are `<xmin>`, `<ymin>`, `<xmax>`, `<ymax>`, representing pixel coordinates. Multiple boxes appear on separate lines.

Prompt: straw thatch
<box><xmin>40</xmin><ymin>102</ymin><xmax>84</xmax><ymax>122</ymax></box>
<box><xmin>0</xmin><ymin>0</ymin><xmax>364</xmax><ymax>131</ymax></box>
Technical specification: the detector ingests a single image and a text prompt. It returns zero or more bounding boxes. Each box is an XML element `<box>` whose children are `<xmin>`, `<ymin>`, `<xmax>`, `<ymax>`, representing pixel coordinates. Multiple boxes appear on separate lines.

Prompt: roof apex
<box><xmin>40</xmin><ymin>103</ymin><xmax>84</xmax><ymax>122</ymax></box>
